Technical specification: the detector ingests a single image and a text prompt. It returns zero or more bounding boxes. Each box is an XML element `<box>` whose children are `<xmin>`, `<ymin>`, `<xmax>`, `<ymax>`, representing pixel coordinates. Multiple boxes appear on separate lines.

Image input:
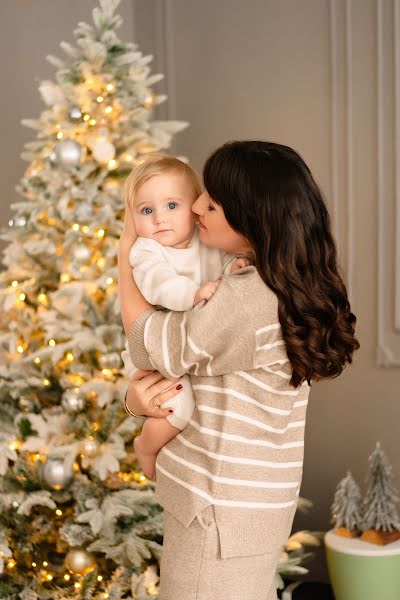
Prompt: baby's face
<box><xmin>132</xmin><ymin>172</ymin><xmax>197</xmax><ymax>248</ymax></box>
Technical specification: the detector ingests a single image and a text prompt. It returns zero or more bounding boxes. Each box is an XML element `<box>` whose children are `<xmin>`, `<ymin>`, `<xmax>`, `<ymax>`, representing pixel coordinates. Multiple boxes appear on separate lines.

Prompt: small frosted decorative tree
<box><xmin>361</xmin><ymin>442</ymin><xmax>400</xmax><ymax>545</ymax></box>
<box><xmin>331</xmin><ymin>471</ymin><xmax>363</xmax><ymax>538</ymax></box>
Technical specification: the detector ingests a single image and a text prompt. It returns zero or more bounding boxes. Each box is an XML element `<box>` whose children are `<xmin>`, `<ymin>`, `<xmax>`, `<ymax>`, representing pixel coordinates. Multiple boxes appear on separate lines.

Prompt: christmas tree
<box><xmin>361</xmin><ymin>442</ymin><xmax>400</xmax><ymax>545</ymax></box>
<box><xmin>331</xmin><ymin>471</ymin><xmax>363</xmax><ymax>537</ymax></box>
<box><xmin>0</xmin><ymin>1</ymin><xmax>186</xmax><ymax>597</ymax></box>
<box><xmin>0</xmin><ymin>1</ymin><xmax>320</xmax><ymax>596</ymax></box>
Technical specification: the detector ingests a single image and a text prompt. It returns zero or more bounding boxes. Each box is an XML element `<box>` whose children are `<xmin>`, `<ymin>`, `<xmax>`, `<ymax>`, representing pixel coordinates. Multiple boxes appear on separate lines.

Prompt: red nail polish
<box><xmin>176</xmin><ymin>384</ymin><xmax>183</xmax><ymax>390</ymax></box>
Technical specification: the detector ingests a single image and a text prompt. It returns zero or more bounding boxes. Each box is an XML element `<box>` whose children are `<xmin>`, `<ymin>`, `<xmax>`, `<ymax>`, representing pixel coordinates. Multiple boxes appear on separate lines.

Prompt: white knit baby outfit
<box><xmin>121</xmin><ymin>225</ymin><xmax>235</xmax><ymax>429</ymax></box>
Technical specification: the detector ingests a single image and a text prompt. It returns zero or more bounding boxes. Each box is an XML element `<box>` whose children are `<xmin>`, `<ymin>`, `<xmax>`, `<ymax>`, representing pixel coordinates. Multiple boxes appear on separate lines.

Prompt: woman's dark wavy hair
<box><xmin>203</xmin><ymin>140</ymin><xmax>360</xmax><ymax>388</ymax></box>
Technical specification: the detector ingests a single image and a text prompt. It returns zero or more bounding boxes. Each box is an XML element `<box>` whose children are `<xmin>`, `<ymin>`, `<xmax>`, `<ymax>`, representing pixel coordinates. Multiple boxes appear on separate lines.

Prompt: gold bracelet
<box><xmin>124</xmin><ymin>391</ymin><xmax>144</xmax><ymax>418</ymax></box>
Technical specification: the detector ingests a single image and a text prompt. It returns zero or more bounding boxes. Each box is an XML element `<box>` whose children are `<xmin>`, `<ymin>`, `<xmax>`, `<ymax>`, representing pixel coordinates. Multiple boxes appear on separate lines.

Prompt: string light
<box><xmin>102</xmin><ymin>368</ymin><xmax>112</xmax><ymax>378</ymax></box>
<box><xmin>48</xmin><ymin>339</ymin><xmax>56</xmax><ymax>347</ymax></box>
<box><xmin>106</xmin><ymin>277</ymin><xmax>113</xmax><ymax>285</ymax></box>
<box><xmin>104</xmin><ymin>106</ymin><xmax>113</xmax><ymax>114</ymax></box>
<box><xmin>34</xmin><ymin>357</ymin><xmax>41</xmax><ymax>364</ymax></box>
<box><xmin>32</xmin><ymin>562</ymin><xmax>37</xmax><ymax>568</ymax></box>
<box><xmin>64</xmin><ymin>573</ymin><xmax>70</xmax><ymax>581</ymax></box>
<box><xmin>19</xmin><ymin>293</ymin><xmax>26</xmax><ymax>301</ymax></box>
<box><xmin>91</xmin><ymin>422</ymin><xmax>99</xmax><ymax>431</ymax></box>
<box><xmin>107</xmin><ymin>159</ymin><xmax>118</xmax><ymax>170</ymax></box>
<box><xmin>43</xmin><ymin>378</ymin><xmax>50</xmax><ymax>386</ymax></box>
<box><xmin>38</xmin><ymin>293</ymin><xmax>47</xmax><ymax>303</ymax></box>
<box><xmin>96</xmin><ymin>96</ymin><xmax>104</xmax><ymax>103</ymax></box>
<box><xmin>17</xmin><ymin>345</ymin><xmax>24</xmax><ymax>354</ymax></box>
<box><xmin>97</xmin><ymin>257</ymin><xmax>105</xmax><ymax>268</ymax></box>
<box><xmin>106</xmin><ymin>83</ymin><xmax>114</xmax><ymax>91</ymax></box>
<box><xmin>56</xmin><ymin>509</ymin><xmax>63</xmax><ymax>516</ymax></box>
<box><xmin>74</xmin><ymin>582</ymin><xmax>81</xmax><ymax>589</ymax></box>
<box><xmin>66</xmin><ymin>352</ymin><xmax>74</xmax><ymax>362</ymax></box>
<box><xmin>56</xmin><ymin>132</ymin><xmax>63</xmax><ymax>140</ymax></box>
<box><xmin>7</xmin><ymin>560</ymin><xmax>16</xmax><ymax>569</ymax></box>
<box><xmin>96</xmin><ymin>229</ymin><xmax>105</xmax><ymax>238</ymax></box>
<box><xmin>97</xmin><ymin>575</ymin><xmax>103</xmax><ymax>581</ymax></box>
<box><xmin>9</xmin><ymin>440</ymin><xmax>21</xmax><ymax>451</ymax></box>
<box><xmin>46</xmin><ymin>574</ymin><xmax>53</xmax><ymax>581</ymax></box>
<box><xmin>103</xmin><ymin>594</ymin><xmax>109</xmax><ymax>599</ymax></box>
<box><xmin>72</xmin><ymin>223</ymin><xmax>80</xmax><ymax>231</ymax></box>
<box><xmin>43</xmin><ymin>561</ymin><xmax>48</xmax><ymax>567</ymax></box>
<box><xmin>83</xmin><ymin>114</ymin><xmax>90</xmax><ymax>122</ymax></box>
<box><xmin>11</xmin><ymin>280</ymin><xmax>18</xmax><ymax>288</ymax></box>
<box><xmin>82</xmin><ymin>225</ymin><xmax>89</xmax><ymax>234</ymax></box>
<box><xmin>89</xmin><ymin>118</ymin><xmax>97</xmax><ymax>126</ymax></box>
<box><xmin>60</xmin><ymin>273</ymin><xmax>71</xmax><ymax>283</ymax></box>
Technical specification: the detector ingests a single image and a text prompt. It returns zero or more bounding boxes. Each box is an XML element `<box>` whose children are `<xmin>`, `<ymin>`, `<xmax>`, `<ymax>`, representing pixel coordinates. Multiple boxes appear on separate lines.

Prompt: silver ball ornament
<box><xmin>54</xmin><ymin>139</ymin><xmax>82</xmax><ymax>167</ymax></box>
<box><xmin>62</xmin><ymin>388</ymin><xmax>85</xmax><ymax>413</ymax></box>
<box><xmin>65</xmin><ymin>547</ymin><xmax>96</xmax><ymax>575</ymax></box>
<box><xmin>68</xmin><ymin>106</ymin><xmax>82</xmax><ymax>121</ymax></box>
<box><xmin>42</xmin><ymin>459</ymin><xmax>74</xmax><ymax>490</ymax></box>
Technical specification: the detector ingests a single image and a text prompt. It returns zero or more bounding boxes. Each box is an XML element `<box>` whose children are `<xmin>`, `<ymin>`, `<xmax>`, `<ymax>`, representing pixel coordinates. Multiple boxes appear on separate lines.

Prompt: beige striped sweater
<box><xmin>128</xmin><ymin>265</ymin><xmax>311</xmax><ymax>558</ymax></box>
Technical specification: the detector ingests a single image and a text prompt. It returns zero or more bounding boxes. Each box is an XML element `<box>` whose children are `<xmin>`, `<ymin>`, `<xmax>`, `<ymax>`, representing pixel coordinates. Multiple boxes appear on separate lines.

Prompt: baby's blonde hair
<box><xmin>124</xmin><ymin>152</ymin><xmax>203</xmax><ymax>211</ymax></box>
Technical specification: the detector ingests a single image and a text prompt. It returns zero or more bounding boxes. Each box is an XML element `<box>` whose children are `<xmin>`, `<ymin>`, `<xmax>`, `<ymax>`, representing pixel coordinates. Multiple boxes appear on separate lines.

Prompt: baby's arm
<box><xmin>229</xmin><ymin>256</ymin><xmax>253</xmax><ymax>273</ymax></box>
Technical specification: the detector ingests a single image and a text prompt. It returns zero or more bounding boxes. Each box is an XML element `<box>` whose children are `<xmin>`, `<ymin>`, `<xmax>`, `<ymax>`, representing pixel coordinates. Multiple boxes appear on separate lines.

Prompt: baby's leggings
<box><xmin>158</xmin><ymin>505</ymin><xmax>279</xmax><ymax>600</ymax></box>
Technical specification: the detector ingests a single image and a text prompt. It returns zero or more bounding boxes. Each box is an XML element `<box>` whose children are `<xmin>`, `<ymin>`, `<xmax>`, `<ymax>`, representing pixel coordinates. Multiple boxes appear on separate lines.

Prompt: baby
<box><xmin>121</xmin><ymin>153</ymin><xmax>248</xmax><ymax>480</ymax></box>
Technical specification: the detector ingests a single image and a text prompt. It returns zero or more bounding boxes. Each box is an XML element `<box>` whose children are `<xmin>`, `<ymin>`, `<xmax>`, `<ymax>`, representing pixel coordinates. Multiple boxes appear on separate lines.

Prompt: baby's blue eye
<box><xmin>142</xmin><ymin>207</ymin><xmax>152</xmax><ymax>215</ymax></box>
<box><xmin>168</xmin><ymin>202</ymin><xmax>177</xmax><ymax>209</ymax></box>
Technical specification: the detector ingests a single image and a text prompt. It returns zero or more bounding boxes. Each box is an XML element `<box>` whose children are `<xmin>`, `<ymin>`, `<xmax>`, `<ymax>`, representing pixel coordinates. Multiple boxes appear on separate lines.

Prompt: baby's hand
<box><xmin>193</xmin><ymin>280</ymin><xmax>221</xmax><ymax>306</ymax></box>
<box><xmin>230</xmin><ymin>257</ymin><xmax>252</xmax><ymax>273</ymax></box>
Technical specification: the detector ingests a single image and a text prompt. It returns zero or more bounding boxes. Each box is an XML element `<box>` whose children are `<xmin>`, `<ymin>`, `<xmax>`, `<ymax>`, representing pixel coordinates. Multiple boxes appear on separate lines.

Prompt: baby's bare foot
<box><xmin>133</xmin><ymin>435</ymin><xmax>157</xmax><ymax>481</ymax></box>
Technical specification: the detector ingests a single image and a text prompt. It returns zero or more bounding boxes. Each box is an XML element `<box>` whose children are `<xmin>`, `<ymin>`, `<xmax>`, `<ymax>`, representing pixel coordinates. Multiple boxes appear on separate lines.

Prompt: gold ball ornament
<box><xmin>65</xmin><ymin>548</ymin><xmax>96</xmax><ymax>575</ymax></box>
<box><xmin>42</xmin><ymin>459</ymin><xmax>74</xmax><ymax>490</ymax></box>
<box><xmin>81</xmin><ymin>437</ymin><xmax>99</xmax><ymax>458</ymax></box>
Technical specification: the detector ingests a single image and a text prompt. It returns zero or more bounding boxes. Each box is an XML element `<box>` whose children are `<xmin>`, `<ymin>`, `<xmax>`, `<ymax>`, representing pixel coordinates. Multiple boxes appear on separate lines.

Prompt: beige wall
<box><xmin>2</xmin><ymin>0</ymin><xmax>400</xmax><ymax>582</ymax></box>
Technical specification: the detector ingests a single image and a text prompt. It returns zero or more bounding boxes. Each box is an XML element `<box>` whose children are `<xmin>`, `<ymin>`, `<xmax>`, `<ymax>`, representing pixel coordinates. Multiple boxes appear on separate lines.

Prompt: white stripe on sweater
<box><xmin>236</xmin><ymin>372</ymin><xmax>299</xmax><ymax>396</ymax></box>
<box><xmin>162</xmin><ymin>313</ymin><xmax>179</xmax><ymax>377</ymax></box>
<box><xmin>260</xmin><ymin>365</ymin><xmax>291</xmax><ymax>379</ymax></box>
<box><xmin>197</xmin><ymin>405</ymin><xmax>305</xmax><ymax>433</ymax></box>
<box><xmin>256</xmin><ymin>340</ymin><xmax>286</xmax><ymax>350</ymax></box>
<box><xmin>156</xmin><ymin>463</ymin><xmax>296</xmax><ymax>509</ymax></box>
<box><xmin>193</xmin><ymin>384</ymin><xmax>293</xmax><ymax>414</ymax></box>
<box><xmin>162</xmin><ymin>447</ymin><xmax>299</xmax><ymax>488</ymax></box>
<box><xmin>176</xmin><ymin>435</ymin><xmax>303</xmax><ymax>468</ymax></box>
<box><xmin>256</xmin><ymin>323</ymin><xmax>281</xmax><ymax>334</ymax></box>
<box><xmin>187</xmin><ymin>420</ymin><xmax>304</xmax><ymax>449</ymax></box>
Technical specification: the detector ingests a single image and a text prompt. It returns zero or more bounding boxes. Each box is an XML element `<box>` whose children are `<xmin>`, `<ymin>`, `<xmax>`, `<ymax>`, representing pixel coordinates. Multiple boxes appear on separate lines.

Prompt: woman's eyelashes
<box><xmin>207</xmin><ymin>205</ymin><xmax>215</xmax><ymax>212</ymax></box>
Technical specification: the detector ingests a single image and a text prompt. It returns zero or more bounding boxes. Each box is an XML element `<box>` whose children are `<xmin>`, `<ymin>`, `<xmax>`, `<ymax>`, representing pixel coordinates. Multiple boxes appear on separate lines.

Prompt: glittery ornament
<box><xmin>42</xmin><ymin>459</ymin><xmax>74</xmax><ymax>490</ymax></box>
<box><xmin>54</xmin><ymin>139</ymin><xmax>82</xmax><ymax>167</ymax></box>
<box><xmin>98</xmin><ymin>352</ymin><xmax>121</xmax><ymax>370</ymax></box>
<box><xmin>65</xmin><ymin>548</ymin><xmax>96</xmax><ymax>575</ymax></box>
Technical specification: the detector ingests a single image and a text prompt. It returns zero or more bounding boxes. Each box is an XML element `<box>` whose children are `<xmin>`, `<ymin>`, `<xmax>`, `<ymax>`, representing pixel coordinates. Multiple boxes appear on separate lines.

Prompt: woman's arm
<box><xmin>118</xmin><ymin>207</ymin><xmax>152</xmax><ymax>336</ymax></box>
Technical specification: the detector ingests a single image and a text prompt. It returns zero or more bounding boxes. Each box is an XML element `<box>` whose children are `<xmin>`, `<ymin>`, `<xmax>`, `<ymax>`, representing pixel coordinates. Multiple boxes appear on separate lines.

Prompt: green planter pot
<box><xmin>324</xmin><ymin>530</ymin><xmax>400</xmax><ymax>600</ymax></box>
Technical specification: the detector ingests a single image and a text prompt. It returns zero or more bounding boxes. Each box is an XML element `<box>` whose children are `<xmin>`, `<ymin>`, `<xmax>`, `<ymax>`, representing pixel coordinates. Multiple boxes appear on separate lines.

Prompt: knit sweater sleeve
<box><xmin>127</xmin><ymin>276</ymin><xmax>257</xmax><ymax>378</ymax></box>
<box><xmin>129</xmin><ymin>240</ymin><xmax>198</xmax><ymax>311</ymax></box>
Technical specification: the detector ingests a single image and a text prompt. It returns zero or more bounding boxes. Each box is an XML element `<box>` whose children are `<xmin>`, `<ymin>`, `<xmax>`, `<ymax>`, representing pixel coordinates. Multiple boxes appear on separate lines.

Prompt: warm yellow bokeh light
<box><xmin>7</xmin><ymin>560</ymin><xmax>16</xmax><ymax>569</ymax></box>
<box><xmin>43</xmin><ymin>379</ymin><xmax>50</xmax><ymax>386</ymax></box>
<box><xmin>60</xmin><ymin>273</ymin><xmax>71</xmax><ymax>283</ymax></box>
<box><xmin>66</xmin><ymin>352</ymin><xmax>74</xmax><ymax>362</ymax></box>
<box><xmin>105</xmin><ymin>106</ymin><xmax>113</xmax><ymax>114</ymax></box>
<box><xmin>48</xmin><ymin>339</ymin><xmax>56</xmax><ymax>347</ymax></box>
<box><xmin>32</xmin><ymin>562</ymin><xmax>37</xmax><ymax>568</ymax></box>
<box><xmin>19</xmin><ymin>293</ymin><xmax>26</xmax><ymax>301</ymax></box>
<box><xmin>42</xmin><ymin>561</ymin><xmax>48</xmax><ymax>567</ymax></box>
<box><xmin>82</xmin><ymin>225</ymin><xmax>89</xmax><ymax>233</ymax></box>
<box><xmin>106</xmin><ymin>277</ymin><xmax>113</xmax><ymax>285</ymax></box>
<box><xmin>11</xmin><ymin>280</ymin><xmax>18</xmax><ymax>288</ymax></box>
<box><xmin>97</xmin><ymin>96</ymin><xmax>104</xmax><ymax>103</ymax></box>
<box><xmin>17</xmin><ymin>346</ymin><xmax>24</xmax><ymax>354</ymax></box>
<box><xmin>106</xmin><ymin>83</ymin><xmax>114</xmax><ymax>91</ymax></box>
<box><xmin>34</xmin><ymin>357</ymin><xmax>41</xmax><ymax>364</ymax></box>
<box><xmin>56</xmin><ymin>132</ymin><xmax>63</xmax><ymax>140</ymax></box>
<box><xmin>107</xmin><ymin>159</ymin><xmax>117</xmax><ymax>170</ymax></box>
<box><xmin>56</xmin><ymin>509</ymin><xmax>63</xmax><ymax>516</ymax></box>
<box><xmin>83</xmin><ymin>114</ymin><xmax>90</xmax><ymax>122</ymax></box>
<box><xmin>89</xmin><ymin>118</ymin><xmax>97</xmax><ymax>126</ymax></box>
<box><xmin>72</xmin><ymin>223</ymin><xmax>80</xmax><ymax>231</ymax></box>
<box><xmin>97</xmin><ymin>229</ymin><xmax>105</xmax><ymax>238</ymax></box>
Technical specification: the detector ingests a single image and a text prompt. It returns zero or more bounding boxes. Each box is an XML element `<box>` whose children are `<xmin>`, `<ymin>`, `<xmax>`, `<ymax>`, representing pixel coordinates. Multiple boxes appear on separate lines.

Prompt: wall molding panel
<box><xmin>377</xmin><ymin>0</ymin><xmax>400</xmax><ymax>366</ymax></box>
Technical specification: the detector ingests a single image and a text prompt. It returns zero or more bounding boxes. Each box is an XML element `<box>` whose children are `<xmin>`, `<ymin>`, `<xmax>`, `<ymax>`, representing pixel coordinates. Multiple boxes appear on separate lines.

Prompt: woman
<box><xmin>118</xmin><ymin>141</ymin><xmax>360</xmax><ymax>600</ymax></box>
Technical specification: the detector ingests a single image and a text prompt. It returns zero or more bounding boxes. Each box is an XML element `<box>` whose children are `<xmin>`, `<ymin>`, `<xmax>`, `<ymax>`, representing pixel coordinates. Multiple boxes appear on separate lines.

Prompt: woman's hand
<box><xmin>126</xmin><ymin>369</ymin><xmax>183</xmax><ymax>418</ymax></box>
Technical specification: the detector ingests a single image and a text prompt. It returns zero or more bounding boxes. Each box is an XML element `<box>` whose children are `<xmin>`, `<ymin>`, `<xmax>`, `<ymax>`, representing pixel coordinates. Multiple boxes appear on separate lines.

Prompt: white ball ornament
<box><xmin>65</xmin><ymin>548</ymin><xmax>96</xmax><ymax>575</ymax></box>
<box><xmin>92</xmin><ymin>138</ymin><xmax>116</xmax><ymax>164</ymax></box>
<box><xmin>54</xmin><ymin>139</ymin><xmax>82</xmax><ymax>167</ymax></box>
<box><xmin>81</xmin><ymin>438</ymin><xmax>99</xmax><ymax>458</ymax></box>
<box><xmin>42</xmin><ymin>459</ymin><xmax>74</xmax><ymax>490</ymax></box>
<box><xmin>73</xmin><ymin>244</ymin><xmax>92</xmax><ymax>263</ymax></box>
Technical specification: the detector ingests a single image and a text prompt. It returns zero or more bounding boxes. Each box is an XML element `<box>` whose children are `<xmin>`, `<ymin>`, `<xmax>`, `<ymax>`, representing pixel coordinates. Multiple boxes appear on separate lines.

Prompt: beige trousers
<box><xmin>158</xmin><ymin>505</ymin><xmax>279</xmax><ymax>600</ymax></box>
